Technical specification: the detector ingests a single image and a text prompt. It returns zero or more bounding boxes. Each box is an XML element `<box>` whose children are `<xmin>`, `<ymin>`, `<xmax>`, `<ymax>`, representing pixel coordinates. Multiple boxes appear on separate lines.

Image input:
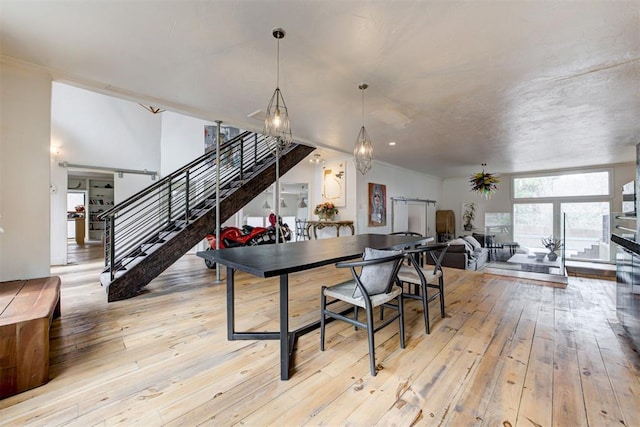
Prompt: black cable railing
<box><xmin>98</xmin><ymin>130</ymin><xmax>284</xmax><ymax>281</ymax></box>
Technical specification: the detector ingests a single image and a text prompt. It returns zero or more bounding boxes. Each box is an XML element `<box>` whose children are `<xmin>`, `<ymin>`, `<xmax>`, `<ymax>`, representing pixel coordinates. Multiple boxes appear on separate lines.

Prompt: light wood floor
<box><xmin>1</xmin><ymin>252</ymin><xmax>639</xmax><ymax>426</ymax></box>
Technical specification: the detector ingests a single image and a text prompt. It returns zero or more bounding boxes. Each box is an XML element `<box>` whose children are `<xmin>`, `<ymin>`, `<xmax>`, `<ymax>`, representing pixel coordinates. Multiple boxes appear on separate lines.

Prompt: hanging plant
<box><xmin>470</xmin><ymin>163</ymin><xmax>501</xmax><ymax>199</ymax></box>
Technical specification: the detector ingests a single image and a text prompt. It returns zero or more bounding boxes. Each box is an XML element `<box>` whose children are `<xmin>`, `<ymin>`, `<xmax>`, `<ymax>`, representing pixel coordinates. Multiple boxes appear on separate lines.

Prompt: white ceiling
<box><xmin>2</xmin><ymin>1</ymin><xmax>639</xmax><ymax>178</ymax></box>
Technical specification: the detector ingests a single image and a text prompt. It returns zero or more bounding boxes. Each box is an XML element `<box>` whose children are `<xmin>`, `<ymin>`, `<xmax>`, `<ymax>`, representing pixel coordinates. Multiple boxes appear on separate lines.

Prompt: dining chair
<box><xmin>320</xmin><ymin>248</ymin><xmax>406</xmax><ymax>376</ymax></box>
<box><xmin>396</xmin><ymin>243</ymin><xmax>449</xmax><ymax>334</ymax></box>
<box><xmin>295</xmin><ymin>218</ymin><xmax>309</xmax><ymax>241</ymax></box>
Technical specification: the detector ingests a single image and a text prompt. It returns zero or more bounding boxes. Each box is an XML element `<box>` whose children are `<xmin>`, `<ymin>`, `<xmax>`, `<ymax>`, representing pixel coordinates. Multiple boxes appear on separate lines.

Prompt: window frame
<box><xmin>511</xmin><ymin>167</ymin><xmax>614</xmax><ymax>202</ymax></box>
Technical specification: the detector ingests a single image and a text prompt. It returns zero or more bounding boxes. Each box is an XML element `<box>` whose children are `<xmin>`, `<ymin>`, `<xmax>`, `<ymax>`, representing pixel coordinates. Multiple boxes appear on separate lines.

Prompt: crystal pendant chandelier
<box><xmin>354</xmin><ymin>83</ymin><xmax>373</xmax><ymax>175</ymax></box>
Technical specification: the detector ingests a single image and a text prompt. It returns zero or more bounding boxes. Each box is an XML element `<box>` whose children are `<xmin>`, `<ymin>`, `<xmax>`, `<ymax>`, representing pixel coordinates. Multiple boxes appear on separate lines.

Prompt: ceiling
<box><xmin>2</xmin><ymin>1</ymin><xmax>639</xmax><ymax>178</ymax></box>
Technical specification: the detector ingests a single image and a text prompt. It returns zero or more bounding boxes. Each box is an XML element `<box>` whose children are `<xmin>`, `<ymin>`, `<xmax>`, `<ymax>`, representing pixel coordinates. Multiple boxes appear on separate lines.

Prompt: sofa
<box><xmin>427</xmin><ymin>234</ymin><xmax>491</xmax><ymax>270</ymax></box>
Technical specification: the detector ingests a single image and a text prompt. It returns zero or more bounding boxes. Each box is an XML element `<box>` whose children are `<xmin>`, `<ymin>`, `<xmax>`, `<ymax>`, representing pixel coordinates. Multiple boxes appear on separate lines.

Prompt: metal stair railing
<box><xmin>98</xmin><ymin>131</ymin><xmax>284</xmax><ymax>281</ymax></box>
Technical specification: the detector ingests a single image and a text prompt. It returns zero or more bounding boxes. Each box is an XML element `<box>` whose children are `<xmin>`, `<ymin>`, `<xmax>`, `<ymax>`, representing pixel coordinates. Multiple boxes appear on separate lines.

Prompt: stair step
<box><xmin>141</xmin><ymin>242</ymin><xmax>164</xmax><ymax>255</ymax></box>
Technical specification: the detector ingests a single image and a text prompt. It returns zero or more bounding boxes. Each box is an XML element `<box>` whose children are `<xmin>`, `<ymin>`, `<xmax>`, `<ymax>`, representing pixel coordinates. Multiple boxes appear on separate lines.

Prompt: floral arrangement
<box><xmin>470</xmin><ymin>164</ymin><xmax>501</xmax><ymax>199</ymax></box>
<box><xmin>541</xmin><ymin>236</ymin><xmax>563</xmax><ymax>252</ymax></box>
<box><xmin>314</xmin><ymin>202</ymin><xmax>338</xmax><ymax>217</ymax></box>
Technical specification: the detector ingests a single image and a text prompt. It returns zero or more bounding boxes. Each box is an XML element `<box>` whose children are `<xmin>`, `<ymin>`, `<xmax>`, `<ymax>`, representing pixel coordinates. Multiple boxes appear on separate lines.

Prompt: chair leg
<box><xmin>399</xmin><ymin>294</ymin><xmax>406</xmax><ymax>349</ymax></box>
<box><xmin>419</xmin><ymin>283</ymin><xmax>430</xmax><ymax>334</ymax></box>
<box><xmin>354</xmin><ymin>306</ymin><xmax>359</xmax><ymax>330</ymax></box>
<box><xmin>366</xmin><ymin>307</ymin><xmax>376</xmax><ymax>376</ymax></box>
<box><xmin>320</xmin><ymin>287</ymin><xmax>327</xmax><ymax>351</ymax></box>
<box><xmin>439</xmin><ymin>276</ymin><xmax>445</xmax><ymax>318</ymax></box>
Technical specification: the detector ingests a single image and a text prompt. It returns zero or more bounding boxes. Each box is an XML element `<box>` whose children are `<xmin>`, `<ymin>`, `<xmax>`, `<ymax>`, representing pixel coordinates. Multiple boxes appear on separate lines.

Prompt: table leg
<box><xmin>227</xmin><ymin>266</ymin><xmax>235</xmax><ymax>341</ymax></box>
<box><xmin>280</xmin><ymin>273</ymin><xmax>290</xmax><ymax>380</ymax></box>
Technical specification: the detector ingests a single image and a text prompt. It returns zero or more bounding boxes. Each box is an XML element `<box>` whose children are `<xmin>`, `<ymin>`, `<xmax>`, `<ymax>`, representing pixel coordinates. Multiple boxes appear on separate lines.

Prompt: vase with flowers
<box><xmin>314</xmin><ymin>202</ymin><xmax>338</xmax><ymax>220</ymax></box>
<box><xmin>541</xmin><ymin>236</ymin><xmax>563</xmax><ymax>261</ymax></box>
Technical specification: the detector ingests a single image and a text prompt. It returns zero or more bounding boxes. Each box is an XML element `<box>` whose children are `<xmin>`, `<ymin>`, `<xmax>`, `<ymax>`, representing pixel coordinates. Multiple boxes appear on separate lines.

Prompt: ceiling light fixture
<box><xmin>264</xmin><ymin>27</ymin><xmax>292</xmax><ymax>244</ymax></box>
<box><xmin>264</xmin><ymin>28</ymin><xmax>292</xmax><ymax>149</ymax></box>
<box><xmin>470</xmin><ymin>163</ymin><xmax>501</xmax><ymax>199</ymax></box>
<box><xmin>354</xmin><ymin>83</ymin><xmax>373</xmax><ymax>175</ymax></box>
<box><xmin>309</xmin><ymin>153</ymin><xmax>325</xmax><ymax>164</ymax></box>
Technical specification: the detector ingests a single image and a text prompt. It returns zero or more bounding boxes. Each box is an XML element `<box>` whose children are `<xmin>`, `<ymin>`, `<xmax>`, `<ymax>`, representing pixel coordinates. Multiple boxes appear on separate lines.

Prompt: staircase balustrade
<box><xmin>98</xmin><ymin>131</ymin><xmax>283</xmax><ymax>282</ymax></box>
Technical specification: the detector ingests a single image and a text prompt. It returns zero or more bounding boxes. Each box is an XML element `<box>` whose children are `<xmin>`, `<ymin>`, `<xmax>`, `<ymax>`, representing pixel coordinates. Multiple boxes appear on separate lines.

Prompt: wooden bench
<box><xmin>0</xmin><ymin>276</ymin><xmax>61</xmax><ymax>398</ymax></box>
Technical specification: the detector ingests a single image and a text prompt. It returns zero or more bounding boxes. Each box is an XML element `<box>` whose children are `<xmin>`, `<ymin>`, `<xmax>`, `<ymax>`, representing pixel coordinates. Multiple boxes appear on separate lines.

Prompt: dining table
<box><xmin>197</xmin><ymin>233</ymin><xmax>431</xmax><ymax>380</ymax></box>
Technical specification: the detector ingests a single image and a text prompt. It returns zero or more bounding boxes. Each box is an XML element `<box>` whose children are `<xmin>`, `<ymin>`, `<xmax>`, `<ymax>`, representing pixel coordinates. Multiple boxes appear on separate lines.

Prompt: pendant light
<box><xmin>264</xmin><ymin>27</ymin><xmax>292</xmax><ymax>149</ymax></box>
<box><xmin>264</xmin><ymin>28</ymin><xmax>292</xmax><ymax>244</ymax></box>
<box><xmin>354</xmin><ymin>83</ymin><xmax>373</xmax><ymax>175</ymax></box>
<box><xmin>469</xmin><ymin>163</ymin><xmax>501</xmax><ymax>199</ymax></box>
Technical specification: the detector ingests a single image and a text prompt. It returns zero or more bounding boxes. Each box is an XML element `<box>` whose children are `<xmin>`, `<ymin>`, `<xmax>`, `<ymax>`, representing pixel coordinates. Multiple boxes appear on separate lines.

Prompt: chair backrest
<box><xmin>389</xmin><ymin>231</ymin><xmax>423</xmax><ymax>237</ymax></box>
<box><xmin>351</xmin><ymin>248</ymin><xmax>404</xmax><ymax>298</ymax></box>
<box><xmin>295</xmin><ymin>218</ymin><xmax>308</xmax><ymax>239</ymax></box>
<box><xmin>406</xmin><ymin>243</ymin><xmax>450</xmax><ymax>275</ymax></box>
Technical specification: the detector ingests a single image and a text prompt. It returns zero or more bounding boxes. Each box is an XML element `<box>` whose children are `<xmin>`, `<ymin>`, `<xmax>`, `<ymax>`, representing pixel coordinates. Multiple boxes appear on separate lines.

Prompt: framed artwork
<box><xmin>368</xmin><ymin>182</ymin><xmax>386</xmax><ymax>227</ymax></box>
<box><xmin>322</xmin><ymin>161</ymin><xmax>346</xmax><ymax>206</ymax></box>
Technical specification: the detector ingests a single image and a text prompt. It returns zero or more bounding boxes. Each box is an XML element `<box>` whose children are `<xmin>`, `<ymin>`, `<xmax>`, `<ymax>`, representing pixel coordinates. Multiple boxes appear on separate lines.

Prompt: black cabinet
<box><xmin>615</xmin><ymin>242</ymin><xmax>640</xmax><ymax>351</ymax></box>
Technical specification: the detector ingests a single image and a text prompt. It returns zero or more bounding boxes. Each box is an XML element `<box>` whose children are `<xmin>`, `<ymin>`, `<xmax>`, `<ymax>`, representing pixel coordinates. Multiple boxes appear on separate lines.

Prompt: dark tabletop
<box><xmin>196</xmin><ymin>233</ymin><xmax>430</xmax><ymax>278</ymax></box>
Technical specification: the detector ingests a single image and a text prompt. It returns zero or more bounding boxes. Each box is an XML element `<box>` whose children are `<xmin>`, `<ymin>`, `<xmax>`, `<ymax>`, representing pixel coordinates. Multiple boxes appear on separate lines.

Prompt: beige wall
<box><xmin>0</xmin><ymin>59</ymin><xmax>52</xmax><ymax>280</ymax></box>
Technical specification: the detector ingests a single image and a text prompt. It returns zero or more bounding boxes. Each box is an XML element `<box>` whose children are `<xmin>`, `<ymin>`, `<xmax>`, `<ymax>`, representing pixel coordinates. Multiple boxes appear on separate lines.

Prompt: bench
<box><xmin>0</xmin><ymin>276</ymin><xmax>61</xmax><ymax>398</ymax></box>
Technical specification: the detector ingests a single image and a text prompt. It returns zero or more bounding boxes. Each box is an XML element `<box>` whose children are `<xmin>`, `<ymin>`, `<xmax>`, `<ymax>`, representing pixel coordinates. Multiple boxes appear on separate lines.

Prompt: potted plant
<box><xmin>314</xmin><ymin>202</ymin><xmax>338</xmax><ymax>220</ymax></box>
<box><xmin>541</xmin><ymin>236</ymin><xmax>563</xmax><ymax>261</ymax></box>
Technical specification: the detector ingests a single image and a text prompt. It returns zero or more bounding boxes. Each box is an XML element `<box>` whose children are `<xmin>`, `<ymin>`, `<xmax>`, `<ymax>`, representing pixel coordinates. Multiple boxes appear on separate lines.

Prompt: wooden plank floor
<box><xmin>1</xmin><ymin>250</ymin><xmax>639</xmax><ymax>426</ymax></box>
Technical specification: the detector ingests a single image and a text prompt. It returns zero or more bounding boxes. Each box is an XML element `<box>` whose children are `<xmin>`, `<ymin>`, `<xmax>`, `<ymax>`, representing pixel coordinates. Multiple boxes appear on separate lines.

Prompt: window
<box><xmin>513</xmin><ymin>204</ymin><xmax>553</xmax><ymax>249</ymax></box>
<box><xmin>512</xmin><ymin>169</ymin><xmax>612</xmax><ymax>262</ymax></box>
<box><xmin>513</xmin><ymin>171</ymin><xmax>611</xmax><ymax>199</ymax></box>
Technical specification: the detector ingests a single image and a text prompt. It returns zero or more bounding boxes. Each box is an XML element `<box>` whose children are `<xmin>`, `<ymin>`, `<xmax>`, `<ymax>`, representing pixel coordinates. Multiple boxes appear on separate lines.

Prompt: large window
<box><xmin>513</xmin><ymin>171</ymin><xmax>610</xmax><ymax>199</ymax></box>
<box><xmin>513</xmin><ymin>204</ymin><xmax>553</xmax><ymax>250</ymax></box>
<box><xmin>512</xmin><ymin>170</ymin><xmax>612</xmax><ymax>262</ymax></box>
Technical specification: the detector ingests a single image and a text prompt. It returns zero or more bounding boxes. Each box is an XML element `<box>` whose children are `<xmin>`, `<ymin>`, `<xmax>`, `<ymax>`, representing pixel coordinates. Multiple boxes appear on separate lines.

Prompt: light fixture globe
<box><xmin>264</xmin><ymin>28</ymin><xmax>292</xmax><ymax>150</ymax></box>
<box><xmin>354</xmin><ymin>83</ymin><xmax>373</xmax><ymax>175</ymax></box>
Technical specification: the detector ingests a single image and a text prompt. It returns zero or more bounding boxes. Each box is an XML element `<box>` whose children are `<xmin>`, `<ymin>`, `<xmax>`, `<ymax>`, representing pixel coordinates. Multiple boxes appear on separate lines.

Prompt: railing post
<box><xmin>109</xmin><ymin>216</ymin><xmax>116</xmax><ymax>281</ymax></box>
<box><xmin>254</xmin><ymin>133</ymin><xmax>258</xmax><ymax>168</ymax></box>
<box><xmin>167</xmin><ymin>178</ymin><xmax>172</xmax><ymax>225</ymax></box>
<box><xmin>185</xmin><ymin>170</ymin><xmax>190</xmax><ymax>222</ymax></box>
<box><xmin>239</xmin><ymin>137</ymin><xmax>244</xmax><ymax>182</ymax></box>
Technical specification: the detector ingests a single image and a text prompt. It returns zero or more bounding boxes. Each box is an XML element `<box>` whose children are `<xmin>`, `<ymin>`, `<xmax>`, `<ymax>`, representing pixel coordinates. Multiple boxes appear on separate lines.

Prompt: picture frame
<box><xmin>368</xmin><ymin>182</ymin><xmax>386</xmax><ymax>227</ymax></box>
<box><xmin>321</xmin><ymin>161</ymin><xmax>346</xmax><ymax>206</ymax></box>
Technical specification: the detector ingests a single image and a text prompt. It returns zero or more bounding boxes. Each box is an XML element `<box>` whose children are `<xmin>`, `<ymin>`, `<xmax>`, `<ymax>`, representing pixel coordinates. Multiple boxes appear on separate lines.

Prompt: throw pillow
<box><xmin>353</xmin><ymin>247</ymin><xmax>403</xmax><ymax>298</ymax></box>
<box><xmin>449</xmin><ymin>237</ymin><xmax>474</xmax><ymax>254</ymax></box>
<box><xmin>463</xmin><ymin>235</ymin><xmax>482</xmax><ymax>250</ymax></box>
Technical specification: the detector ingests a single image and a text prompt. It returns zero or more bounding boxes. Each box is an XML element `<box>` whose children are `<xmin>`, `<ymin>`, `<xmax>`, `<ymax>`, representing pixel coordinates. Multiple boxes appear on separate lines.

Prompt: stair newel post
<box><xmin>184</xmin><ymin>170</ymin><xmax>190</xmax><ymax>223</ymax></box>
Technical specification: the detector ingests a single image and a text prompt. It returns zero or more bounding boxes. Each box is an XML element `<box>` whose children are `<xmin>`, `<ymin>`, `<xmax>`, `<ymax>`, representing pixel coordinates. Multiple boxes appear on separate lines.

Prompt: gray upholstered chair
<box><xmin>396</xmin><ymin>243</ymin><xmax>449</xmax><ymax>334</ymax></box>
<box><xmin>320</xmin><ymin>248</ymin><xmax>406</xmax><ymax>376</ymax></box>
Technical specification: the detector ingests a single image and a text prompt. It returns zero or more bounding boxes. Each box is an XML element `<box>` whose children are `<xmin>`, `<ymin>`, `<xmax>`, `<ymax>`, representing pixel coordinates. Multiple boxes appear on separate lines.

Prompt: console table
<box><xmin>305</xmin><ymin>220</ymin><xmax>355</xmax><ymax>239</ymax></box>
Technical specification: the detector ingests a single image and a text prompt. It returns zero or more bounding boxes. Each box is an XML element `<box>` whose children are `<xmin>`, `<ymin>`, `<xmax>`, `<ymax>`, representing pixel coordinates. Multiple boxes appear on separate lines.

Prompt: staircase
<box><xmin>571</xmin><ymin>242</ymin><xmax>601</xmax><ymax>259</ymax></box>
<box><xmin>98</xmin><ymin>132</ymin><xmax>314</xmax><ymax>302</ymax></box>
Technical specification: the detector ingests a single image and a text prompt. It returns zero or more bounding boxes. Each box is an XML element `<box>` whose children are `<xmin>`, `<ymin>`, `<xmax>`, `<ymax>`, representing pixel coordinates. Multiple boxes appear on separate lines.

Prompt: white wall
<box><xmin>353</xmin><ymin>160</ymin><xmax>443</xmax><ymax>238</ymax></box>
<box><xmin>50</xmin><ymin>82</ymin><xmax>163</xmax><ymax>264</ymax></box>
<box><xmin>0</xmin><ymin>60</ymin><xmax>52</xmax><ymax>280</ymax></box>
<box><xmin>160</xmin><ymin>112</ymin><xmax>215</xmax><ymax>176</ymax></box>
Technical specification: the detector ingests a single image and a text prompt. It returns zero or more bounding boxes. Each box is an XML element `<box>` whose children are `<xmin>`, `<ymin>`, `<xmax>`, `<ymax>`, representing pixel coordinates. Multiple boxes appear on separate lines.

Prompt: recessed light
<box><xmin>389</xmin><ymin>141</ymin><xmax>397</xmax><ymax>146</ymax></box>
